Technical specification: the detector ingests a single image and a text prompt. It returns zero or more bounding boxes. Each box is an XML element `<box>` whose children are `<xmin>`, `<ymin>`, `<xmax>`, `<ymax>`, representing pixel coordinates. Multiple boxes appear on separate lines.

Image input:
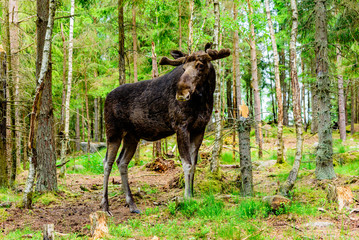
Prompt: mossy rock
<box><xmin>333</xmin><ymin>151</ymin><xmax>359</xmax><ymax>166</ymax></box>
<box><xmin>196</xmin><ymin>167</ymin><xmax>237</xmax><ymax>194</ymax></box>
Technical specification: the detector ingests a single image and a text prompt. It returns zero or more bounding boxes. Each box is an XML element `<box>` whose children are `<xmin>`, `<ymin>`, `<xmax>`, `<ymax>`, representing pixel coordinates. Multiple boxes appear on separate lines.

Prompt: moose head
<box><xmin>159</xmin><ymin>43</ymin><xmax>231</xmax><ymax>101</ymax></box>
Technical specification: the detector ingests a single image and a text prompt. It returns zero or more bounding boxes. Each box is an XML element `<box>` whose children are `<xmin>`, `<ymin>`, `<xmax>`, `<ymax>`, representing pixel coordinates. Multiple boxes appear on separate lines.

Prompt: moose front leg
<box><xmin>177</xmin><ymin>128</ymin><xmax>195</xmax><ymax>198</ymax></box>
<box><xmin>189</xmin><ymin>131</ymin><xmax>205</xmax><ymax>196</ymax></box>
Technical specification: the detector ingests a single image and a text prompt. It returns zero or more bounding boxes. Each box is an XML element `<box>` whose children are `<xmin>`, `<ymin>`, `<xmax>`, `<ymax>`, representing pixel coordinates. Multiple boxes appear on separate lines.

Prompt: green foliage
<box><xmin>233</xmin><ymin>199</ymin><xmax>271</xmax><ymax>219</ymax></box>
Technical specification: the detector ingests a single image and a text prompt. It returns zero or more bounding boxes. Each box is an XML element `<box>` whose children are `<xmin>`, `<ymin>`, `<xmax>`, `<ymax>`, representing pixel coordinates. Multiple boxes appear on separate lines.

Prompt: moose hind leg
<box><xmin>101</xmin><ymin>139</ymin><xmax>121</xmax><ymax>215</ymax></box>
<box><xmin>116</xmin><ymin>135</ymin><xmax>140</xmax><ymax>213</ymax></box>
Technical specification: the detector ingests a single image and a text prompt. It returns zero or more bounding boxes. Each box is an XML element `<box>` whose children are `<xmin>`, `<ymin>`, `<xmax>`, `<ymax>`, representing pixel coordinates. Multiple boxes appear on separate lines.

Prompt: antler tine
<box><xmin>159</xmin><ymin>56</ymin><xmax>186</xmax><ymax>66</ymax></box>
<box><xmin>206</xmin><ymin>48</ymin><xmax>231</xmax><ymax>60</ymax></box>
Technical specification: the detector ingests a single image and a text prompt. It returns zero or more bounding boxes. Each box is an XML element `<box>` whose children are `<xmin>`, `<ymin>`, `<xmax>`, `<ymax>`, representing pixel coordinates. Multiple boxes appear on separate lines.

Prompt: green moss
<box><xmin>36</xmin><ymin>192</ymin><xmax>59</xmax><ymax>206</ymax></box>
<box><xmin>0</xmin><ymin>208</ymin><xmax>9</xmax><ymax>222</ymax></box>
<box><xmin>333</xmin><ymin>151</ymin><xmax>359</xmax><ymax>166</ymax></box>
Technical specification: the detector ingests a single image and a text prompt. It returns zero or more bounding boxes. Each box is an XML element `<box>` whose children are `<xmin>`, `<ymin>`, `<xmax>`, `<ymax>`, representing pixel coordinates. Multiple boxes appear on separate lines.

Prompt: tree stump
<box><xmin>90</xmin><ymin>211</ymin><xmax>109</xmax><ymax>239</ymax></box>
<box><xmin>43</xmin><ymin>224</ymin><xmax>54</xmax><ymax>240</ymax></box>
<box><xmin>327</xmin><ymin>184</ymin><xmax>353</xmax><ymax>211</ymax></box>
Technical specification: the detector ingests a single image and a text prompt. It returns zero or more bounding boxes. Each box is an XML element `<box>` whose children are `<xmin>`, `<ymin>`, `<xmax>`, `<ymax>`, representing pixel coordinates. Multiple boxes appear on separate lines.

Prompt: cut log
<box><xmin>263</xmin><ymin>195</ymin><xmax>291</xmax><ymax>211</ymax></box>
<box><xmin>146</xmin><ymin>157</ymin><xmax>175</xmax><ymax>173</ymax></box>
<box><xmin>327</xmin><ymin>184</ymin><xmax>353</xmax><ymax>211</ymax></box>
<box><xmin>90</xmin><ymin>211</ymin><xmax>109</xmax><ymax>240</ymax></box>
<box><xmin>43</xmin><ymin>224</ymin><xmax>54</xmax><ymax>240</ymax></box>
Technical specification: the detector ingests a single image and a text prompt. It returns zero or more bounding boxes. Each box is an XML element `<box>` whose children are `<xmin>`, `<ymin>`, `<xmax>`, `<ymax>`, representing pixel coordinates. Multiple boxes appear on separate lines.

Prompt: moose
<box><xmin>101</xmin><ymin>43</ymin><xmax>230</xmax><ymax>215</ymax></box>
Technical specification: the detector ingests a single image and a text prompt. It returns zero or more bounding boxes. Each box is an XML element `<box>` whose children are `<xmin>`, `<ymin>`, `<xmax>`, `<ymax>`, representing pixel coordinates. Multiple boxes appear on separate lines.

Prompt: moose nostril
<box><xmin>176</xmin><ymin>93</ymin><xmax>190</xmax><ymax>101</ymax></box>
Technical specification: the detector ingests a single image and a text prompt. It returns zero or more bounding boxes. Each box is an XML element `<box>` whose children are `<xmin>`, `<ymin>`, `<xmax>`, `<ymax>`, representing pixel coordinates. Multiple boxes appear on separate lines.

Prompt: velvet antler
<box><xmin>159</xmin><ymin>56</ymin><xmax>186</xmax><ymax>66</ymax></box>
<box><xmin>170</xmin><ymin>50</ymin><xmax>187</xmax><ymax>59</ymax></box>
<box><xmin>206</xmin><ymin>48</ymin><xmax>231</xmax><ymax>60</ymax></box>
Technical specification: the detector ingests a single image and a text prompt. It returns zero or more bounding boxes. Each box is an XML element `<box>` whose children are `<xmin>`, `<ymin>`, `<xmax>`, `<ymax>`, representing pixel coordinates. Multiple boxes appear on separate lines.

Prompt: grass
<box><xmin>3</xmin><ymin>127</ymin><xmax>359</xmax><ymax>239</ymax></box>
<box><xmin>104</xmin><ymin>193</ymin><xmax>320</xmax><ymax>240</ymax></box>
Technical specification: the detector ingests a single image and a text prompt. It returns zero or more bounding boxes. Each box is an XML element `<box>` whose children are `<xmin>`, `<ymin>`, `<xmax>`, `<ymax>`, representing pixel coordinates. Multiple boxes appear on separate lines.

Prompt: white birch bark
<box><xmin>60</xmin><ymin>0</ymin><xmax>75</xmax><ymax>177</ymax></box>
<box><xmin>264</xmin><ymin>0</ymin><xmax>284</xmax><ymax>164</ymax></box>
<box><xmin>280</xmin><ymin>0</ymin><xmax>303</xmax><ymax>195</ymax></box>
<box><xmin>188</xmin><ymin>0</ymin><xmax>194</xmax><ymax>53</ymax></box>
<box><xmin>246</xmin><ymin>0</ymin><xmax>263</xmax><ymax>159</ymax></box>
<box><xmin>211</xmin><ymin>0</ymin><xmax>221</xmax><ymax>173</ymax></box>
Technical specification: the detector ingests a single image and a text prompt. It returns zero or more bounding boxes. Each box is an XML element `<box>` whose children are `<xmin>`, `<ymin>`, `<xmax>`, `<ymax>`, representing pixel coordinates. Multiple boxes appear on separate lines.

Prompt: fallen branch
<box><xmin>56</xmin><ymin>159</ymin><xmax>70</xmax><ymax>168</ymax></box>
<box><xmin>220</xmin><ymin>164</ymin><xmax>240</xmax><ymax>168</ymax></box>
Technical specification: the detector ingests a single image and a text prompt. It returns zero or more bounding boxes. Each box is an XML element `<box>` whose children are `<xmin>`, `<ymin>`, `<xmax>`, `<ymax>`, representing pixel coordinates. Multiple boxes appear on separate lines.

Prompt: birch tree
<box><xmin>264</xmin><ymin>0</ymin><xmax>285</xmax><ymax>164</ymax></box>
<box><xmin>246</xmin><ymin>0</ymin><xmax>263</xmax><ymax>158</ymax></box>
<box><xmin>210</xmin><ymin>0</ymin><xmax>221</xmax><ymax>173</ymax></box>
<box><xmin>279</xmin><ymin>0</ymin><xmax>303</xmax><ymax>195</ymax></box>
<box><xmin>60</xmin><ymin>0</ymin><xmax>75</xmax><ymax>177</ymax></box>
<box><xmin>188</xmin><ymin>0</ymin><xmax>194</xmax><ymax>53</ymax></box>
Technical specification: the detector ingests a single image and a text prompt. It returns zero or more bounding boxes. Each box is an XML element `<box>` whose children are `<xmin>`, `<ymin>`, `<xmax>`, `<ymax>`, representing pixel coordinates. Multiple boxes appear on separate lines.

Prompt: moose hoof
<box><xmin>105</xmin><ymin>210</ymin><xmax>113</xmax><ymax>217</ymax></box>
<box><xmin>130</xmin><ymin>207</ymin><xmax>141</xmax><ymax>214</ymax></box>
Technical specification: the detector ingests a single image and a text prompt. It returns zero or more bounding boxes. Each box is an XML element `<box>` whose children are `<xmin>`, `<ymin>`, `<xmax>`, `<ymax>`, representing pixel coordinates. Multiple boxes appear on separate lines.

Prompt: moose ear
<box><xmin>204</xmin><ymin>42</ymin><xmax>213</xmax><ymax>51</ymax></box>
<box><xmin>170</xmin><ymin>50</ymin><xmax>186</xmax><ymax>59</ymax></box>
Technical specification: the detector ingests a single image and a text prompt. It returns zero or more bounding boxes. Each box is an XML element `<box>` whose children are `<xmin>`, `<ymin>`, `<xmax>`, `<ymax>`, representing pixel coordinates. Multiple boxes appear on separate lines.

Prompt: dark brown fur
<box><xmin>101</xmin><ymin>44</ymin><xmax>230</xmax><ymax>214</ymax></box>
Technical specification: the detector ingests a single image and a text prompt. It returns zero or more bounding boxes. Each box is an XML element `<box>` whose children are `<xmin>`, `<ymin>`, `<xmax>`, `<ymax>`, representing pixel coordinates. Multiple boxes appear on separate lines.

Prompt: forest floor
<box><xmin>1</xmin><ymin>126</ymin><xmax>359</xmax><ymax>239</ymax></box>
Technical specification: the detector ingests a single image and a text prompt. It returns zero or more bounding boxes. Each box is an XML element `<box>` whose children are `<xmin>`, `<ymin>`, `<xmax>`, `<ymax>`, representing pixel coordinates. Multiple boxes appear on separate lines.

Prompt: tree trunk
<box><xmin>82</xmin><ymin>104</ymin><xmax>85</xmax><ymax>141</ymax></box>
<box><xmin>4</xmin><ymin>0</ymin><xmax>17</xmax><ymax>187</ymax></box>
<box><xmin>232</xmin><ymin>2</ymin><xmax>241</xmax><ymax>162</ymax></box>
<box><xmin>301</xmin><ymin>60</ymin><xmax>307</xmax><ymax>132</ymax></box>
<box><xmin>211</xmin><ymin>0</ymin><xmax>221</xmax><ymax>173</ymax></box>
<box><xmin>132</xmin><ymin>5</ymin><xmax>137</xmax><ymax>83</ymax></box>
<box><xmin>76</xmin><ymin>105</ymin><xmax>80</xmax><ymax>151</ymax></box>
<box><xmin>151</xmin><ymin>42</ymin><xmax>162</xmax><ymax>159</ymax></box>
<box><xmin>118</xmin><ymin>0</ymin><xmax>125</xmax><ymax>85</ymax></box>
<box><xmin>94</xmin><ymin>97</ymin><xmax>99</xmax><ymax>142</ymax></box>
<box><xmin>280</xmin><ymin>0</ymin><xmax>303</xmax><ymax>195</ymax></box>
<box><xmin>238</xmin><ymin>116</ymin><xmax>253</xmax><ymax>197</ymax></box>
<box><xmin>314</xmin><ymin>0</ymin><xmax>336</xmax><ymax>180</ymax></box>
<box><xmin>233</xmin><ymin>2</ymin><xmax>241</xmax><ymax>115</ymax></box>
<box><xmin>247</xmin><ymin>0</ymin><xmax>262</xmax><ymax>159</ymax></box>
<box><xmin>337</xmin><ymin>45</ymin><xmax>346</xmax><ymax>141</ymax></box>
<box><xmin>100</xmin><ymin>97</ymin><xmax>104</xmax><ymax>141</ymax></box>
<box><xmin>35</xmin><ymin>0</ymin><xmax>57</xmax><ymax>192</ymax></box>
<box><xmin>311</xmin><ymin>83</ymin><xmax>319</xmax><ymax>134</ymax></box>
<box><xmin>188</xmin><ymin>0</ymin><xmax>194</xmax><ymax>53</ymax></box>
<box><xmin>60</xmin><ymin>0</ymin><xmax>75</xmax><ymax>177</ymax></box>
<box><xmin>179</xmin><ymin>0</ymin><xmax>182</xmax><ymax>50</ymax></box>
<box><xmin>351</xmin><ymin>81</ymin><xmax>356</xmax><ymax>135</ymax></box>
<box><xmin>10</xmin><ymin>0</ymin><xmax>22</xmax><ymax>170</ymax></box>
<box><xmin>226</xmin><ymin>70</ymin><xmax>233</xmax><ymax>122</ymax></box>
<box><xmin>0</xmin><ymin>46</ymin><xmax>8</xmax><ymax>187</ymax></box>
<box><xmin>280</xmin><ymin>50</ymin><xmax>289</xmax><ymax>126</ymax></box>
<box><xmin>60</xmin><ymin>23</ymin><xmax>67</xmax><ymax>128</ymax></box>
<box><xmin>84</xmin><ymin>70</ymin><xmax>91</xmax><ymax>155</ymax></box>
<box><xmin>23</xmin><ymin>0</ymin><xmax>57</xmax><ymax>207</ymax></box>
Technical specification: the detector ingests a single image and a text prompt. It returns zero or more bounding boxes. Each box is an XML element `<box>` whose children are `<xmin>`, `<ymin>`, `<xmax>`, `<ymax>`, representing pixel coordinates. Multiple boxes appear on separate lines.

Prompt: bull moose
<box><xmin>101</xmin><ymin>43</ymin><xmax>230</xmax><ymax>215</ymax></box>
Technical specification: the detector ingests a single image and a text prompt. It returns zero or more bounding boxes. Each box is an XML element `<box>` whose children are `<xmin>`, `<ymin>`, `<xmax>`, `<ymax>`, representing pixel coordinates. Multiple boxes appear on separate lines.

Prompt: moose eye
<box><xmin>197</xmin><ymin>62</ymin><xmax>205</xmax><ymax>70</ymax></box>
